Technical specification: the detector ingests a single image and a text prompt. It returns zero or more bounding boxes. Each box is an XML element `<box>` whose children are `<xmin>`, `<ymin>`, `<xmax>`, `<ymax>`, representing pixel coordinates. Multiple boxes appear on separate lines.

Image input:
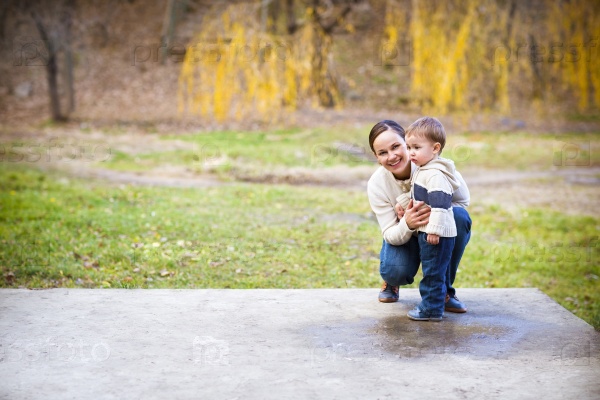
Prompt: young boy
<box><xmin>403</xmin><ymin>117</ymin><xmax>461</xmax><ymax>321</ymax></box>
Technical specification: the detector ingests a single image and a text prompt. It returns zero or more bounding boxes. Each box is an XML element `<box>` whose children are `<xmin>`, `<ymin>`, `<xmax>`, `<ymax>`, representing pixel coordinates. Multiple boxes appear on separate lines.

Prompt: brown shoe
<box><xmin>378</xmin><ymin>282</ymin><xmax>399</xmax><ymax>303</ymax></box>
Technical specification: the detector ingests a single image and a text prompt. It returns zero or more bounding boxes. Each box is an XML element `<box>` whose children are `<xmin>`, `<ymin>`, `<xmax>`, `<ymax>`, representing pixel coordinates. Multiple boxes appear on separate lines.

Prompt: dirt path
<box><xmin>30</xmin><ymin>150</ymin><xmax>600</xmax><ymax>219</ymax></box>
<box><xmin>3</xmin><ymin>124</ymin><xmax>599</xmax><ymax>217</ymax></box>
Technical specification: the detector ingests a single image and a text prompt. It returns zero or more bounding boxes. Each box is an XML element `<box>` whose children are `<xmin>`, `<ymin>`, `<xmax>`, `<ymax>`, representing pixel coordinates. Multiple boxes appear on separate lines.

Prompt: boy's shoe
<box><xmin>378</xmin><ymin>282</ymin><xmax>399</xmax><ymax>303</ymax></box>
<box><xmin>407</xmin><ymin>307</ymin><xmax>443</xmax><ymax>321</ymax></box>
<box><xmin>445</xmin><ymin>294</ymin><xmax>467</xmax><ymax>313</ymax></box>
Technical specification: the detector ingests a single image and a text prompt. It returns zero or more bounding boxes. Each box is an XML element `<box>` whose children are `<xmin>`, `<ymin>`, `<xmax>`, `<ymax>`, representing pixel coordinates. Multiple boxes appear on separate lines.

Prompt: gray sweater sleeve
<box><xmin>452</xmin><ymin>169</ymin><xmax>470</xmax><ymax>208</ymax></box>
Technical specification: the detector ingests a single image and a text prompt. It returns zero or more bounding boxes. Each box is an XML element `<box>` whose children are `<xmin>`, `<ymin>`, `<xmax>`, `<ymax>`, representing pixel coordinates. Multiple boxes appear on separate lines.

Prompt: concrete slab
<box><xmin>0</xmin><ymin>288</ymin><xmax>598</xmax><ymax>400</ymax></box>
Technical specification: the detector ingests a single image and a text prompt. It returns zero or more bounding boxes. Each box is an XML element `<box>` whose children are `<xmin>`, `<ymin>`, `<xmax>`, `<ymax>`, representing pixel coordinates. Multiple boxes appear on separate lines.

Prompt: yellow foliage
<box><xmin>550</xmin><ymin>0</ymin><xmax>600</xmax><ymax>111</ymax></box>
<box><xmin>178</xmin><ymin>2</ymin><xmax>339</xmax><ymax>122</ymax></box>
<box><xmin>401</xmin><ymin>0</ymin><xmax>600</xmax><ymax>113</ymax></box>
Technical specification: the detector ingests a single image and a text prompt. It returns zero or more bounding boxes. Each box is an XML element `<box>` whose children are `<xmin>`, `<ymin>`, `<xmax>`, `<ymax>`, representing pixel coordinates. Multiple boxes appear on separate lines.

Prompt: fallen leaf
<box><xmin>209</xmin><ymin>261</ymin><xmax>225</xmax><ymax>267</ymax></box>
<box><xmin>83</xmin><ymin>260</ymin><xmax>100</xmax><ymax>269</ymax></box>
<box><xmin>5</xmin><ymin>271</ymin><xmax>15</xmax><ymax>284</ymax></box>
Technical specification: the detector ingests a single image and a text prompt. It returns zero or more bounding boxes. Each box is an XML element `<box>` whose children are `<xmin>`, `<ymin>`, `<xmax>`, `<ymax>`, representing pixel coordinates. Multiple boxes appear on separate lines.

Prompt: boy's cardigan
<box><xmin>367</xmin><ymin>160</ymin><xmax>469</xmax><ymax>246</ymax></box>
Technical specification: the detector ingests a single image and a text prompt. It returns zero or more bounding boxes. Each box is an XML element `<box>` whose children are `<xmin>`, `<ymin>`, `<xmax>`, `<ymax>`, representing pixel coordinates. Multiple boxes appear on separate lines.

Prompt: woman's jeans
<box><xmin>379</xmin><ymin>207</ymin><xmax>472</xmax><ymax>300</ymax></box>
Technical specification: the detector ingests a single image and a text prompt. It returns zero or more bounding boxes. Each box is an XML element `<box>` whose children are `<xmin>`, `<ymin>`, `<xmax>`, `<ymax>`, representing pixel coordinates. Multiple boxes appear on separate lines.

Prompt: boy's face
<box><xmin>406</xmin><ymin>135</ymin><xmax>441</xmax><ymax>167</ymax></box>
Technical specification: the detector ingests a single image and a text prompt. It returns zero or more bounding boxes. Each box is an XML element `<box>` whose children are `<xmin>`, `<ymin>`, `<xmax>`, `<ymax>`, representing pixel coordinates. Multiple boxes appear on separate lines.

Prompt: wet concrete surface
<box><xmin>0</xmin><ymin>288</ymin><xmax>598</xmax><ymax>399</ymax></box>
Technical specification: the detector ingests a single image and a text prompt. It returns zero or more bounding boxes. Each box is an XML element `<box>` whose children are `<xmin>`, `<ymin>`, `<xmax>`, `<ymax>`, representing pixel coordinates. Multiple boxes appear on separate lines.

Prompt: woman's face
<box><xmin>372</xmin><ymin>130</ymin><xmax>410</xmax><ymax>178</ymax></box>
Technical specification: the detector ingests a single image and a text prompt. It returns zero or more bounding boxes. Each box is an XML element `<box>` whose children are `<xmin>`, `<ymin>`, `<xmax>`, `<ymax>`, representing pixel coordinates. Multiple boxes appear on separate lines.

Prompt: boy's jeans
<box><xmin>417</xmin><ymin>233</ymin><xmax>455</xmax><ymax>316</ymax></box>
<box><xmin>379</xmin><ymin>207</ymin><xmax>472</xmax><ymax>297</ymax></box>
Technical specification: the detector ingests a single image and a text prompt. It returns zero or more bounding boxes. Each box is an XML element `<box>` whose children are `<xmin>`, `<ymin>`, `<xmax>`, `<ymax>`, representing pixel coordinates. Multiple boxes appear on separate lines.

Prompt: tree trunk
<box><xmin>285</xmin><ymin>0</ymin><xmax>297</xmax><ymax>34</ymax></box>
<box><xmin>65</xmin><ymin>46</ymin><xmax>75</xmax><ymax>113</ymax></box>
<box><xmin>0</xmin><ymin>3</ymin><xmax>9</xmax><ymax>40</ymax></box>
<box><xmin>312</xmin><ymin>30</ymin><xmax>336</xmax><ymax>107</ymax></box>
<box><xmin>528</xmin><ymin>33</ymin><xmax>544</xmax><ymax>100</ymax></box>
<box><xmin>64</xmin><ymin>0</ymin><xmax>75</xmax><ymax>113</ymax></box>
<box><xmin>32</xmin><ymin>10</ymin><xmax>64</xmax><ymax>121</ymax></box>
<box><xmin>309</xmin><ymin>0</ymin><xmax>353</xmax><ymax>108</ymax></box>
<box><xmin>260</xmin><ymin>0</ymin><xmax>269</xmax><ymax>33</ymax></box>
<box><xmin>160</xmin><ymin>0</ymin><xmax>177</xmax><ymax>64</ymax></box>
<box><xmin>64</xmin><ymin>48</ymin><xmax>74</xmax><ymax>113</ymax></box>
<box><xmin>48</xmin><ymin>53</ymin><xmax>62</xmax><ymax>120</ymax></box>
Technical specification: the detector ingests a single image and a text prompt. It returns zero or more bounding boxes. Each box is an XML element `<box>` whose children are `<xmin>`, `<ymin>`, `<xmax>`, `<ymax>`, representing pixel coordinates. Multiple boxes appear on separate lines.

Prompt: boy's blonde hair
<box><xmin>405</xmin><ymin>117</ymin><xmax>446</xmax><ymax>153</ymax></box>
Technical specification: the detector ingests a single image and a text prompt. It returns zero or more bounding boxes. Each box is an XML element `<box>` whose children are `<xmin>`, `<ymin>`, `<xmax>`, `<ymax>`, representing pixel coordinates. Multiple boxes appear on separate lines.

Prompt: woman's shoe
<box><xmin>378</xmin><ymin>282</ymin><xmax>399</xmax><ymax>303</ymax></box>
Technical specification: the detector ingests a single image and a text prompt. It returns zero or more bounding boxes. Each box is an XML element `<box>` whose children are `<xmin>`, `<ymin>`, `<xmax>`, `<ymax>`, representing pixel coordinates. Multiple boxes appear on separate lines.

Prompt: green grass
<box><xmin>567</xmin><ymin>112</ymin><xmax>600</xmax><ymax>122</ymax></box>
<box><xmin>0</xmin><ymin>164</ymin><xmax>381</xmax><ymax>290</ymax></box>
<box><xmin>1</xmin><ymin>163</ymin><xmax>598</xmax><ymax>329</ymax></box>
<box><xmin>3</xmin><ymin>128</ymin><xmax>597</xmax><ymax>175</ymax></box>
<box><xmin>460</xmin><ymin>206</ymin><xmax>599</xmax><ymax>328</ymax></box>
<box><xmin>444</xmin><ymin>131</ymin><xmax>600</xmax><ymax>171</ymax></box>
<box><xmin>102</xmin><ymin>128</ymin><xmax>376</xmax><ymax>173</ymax></box>
<box><xmin>95</xmin><ymin>129</ymin><xmax>600</xmax><ymax>174</ymax></box>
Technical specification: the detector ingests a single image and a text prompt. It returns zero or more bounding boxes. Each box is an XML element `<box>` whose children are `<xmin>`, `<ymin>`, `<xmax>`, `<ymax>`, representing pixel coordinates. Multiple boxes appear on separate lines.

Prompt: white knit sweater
<box><xmin>367</xmin><ymin>161</ymin><xmax>469</xmax><ymax>245</ymax></box>
<box><xmin>410</xmin><ymin>157</ymin><xmax>460</xmax><ymax>237</ymax></box>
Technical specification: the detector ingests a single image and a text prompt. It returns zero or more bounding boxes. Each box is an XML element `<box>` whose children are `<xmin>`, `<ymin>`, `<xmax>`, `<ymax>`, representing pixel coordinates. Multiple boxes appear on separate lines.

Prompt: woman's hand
<box><xmin>404</xmin><ymin>200</ymin><xmax>430</xmax><ymax>230</ymax></box>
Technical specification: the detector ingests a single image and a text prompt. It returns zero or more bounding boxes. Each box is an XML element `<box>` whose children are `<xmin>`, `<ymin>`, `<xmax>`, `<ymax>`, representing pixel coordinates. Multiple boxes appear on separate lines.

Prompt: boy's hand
<box><xmin>394</xmin><ymin>203</ymin><xmax>405</xmax><ymax>219</ymax></box>
<box><xmin>427</xmin><ymin>233</ymin><xmax>439</xmax><ymax>245</ymax></box>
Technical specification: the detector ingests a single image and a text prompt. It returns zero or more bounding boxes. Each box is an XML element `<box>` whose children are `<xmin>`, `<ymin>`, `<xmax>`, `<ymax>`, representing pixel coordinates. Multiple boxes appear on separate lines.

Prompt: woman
<box><xmin>367</xmin><ymin>120</ymin><xmax>472</xmax><ymax>312</ymax></box>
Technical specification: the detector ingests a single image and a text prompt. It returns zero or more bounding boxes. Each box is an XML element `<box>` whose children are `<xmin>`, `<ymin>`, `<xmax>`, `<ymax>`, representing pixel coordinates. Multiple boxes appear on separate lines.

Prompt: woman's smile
<box><xmin>389</xmin><ymin>157</ymin><xmax>402</xmax><ymax>167</ymax></box>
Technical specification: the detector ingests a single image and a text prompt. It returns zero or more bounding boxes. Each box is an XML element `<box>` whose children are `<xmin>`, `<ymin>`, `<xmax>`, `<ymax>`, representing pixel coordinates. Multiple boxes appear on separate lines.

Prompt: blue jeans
<box><xmin>379</xmin><ymin>207</ymin><xmax>472</xmax><ymax>297</ymax></box>
<box><xmin>418</xmin><ymin>233</ymin><xmax>455</xmax><ymax>316</ymax></box>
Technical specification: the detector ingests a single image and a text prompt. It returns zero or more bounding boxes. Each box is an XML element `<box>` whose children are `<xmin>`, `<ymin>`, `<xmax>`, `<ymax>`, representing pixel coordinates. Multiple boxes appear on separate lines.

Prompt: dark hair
<box><xmin>368</xmin><ymin>120</ymin><xmax>406</xmax><ymax>153</ymax></box>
